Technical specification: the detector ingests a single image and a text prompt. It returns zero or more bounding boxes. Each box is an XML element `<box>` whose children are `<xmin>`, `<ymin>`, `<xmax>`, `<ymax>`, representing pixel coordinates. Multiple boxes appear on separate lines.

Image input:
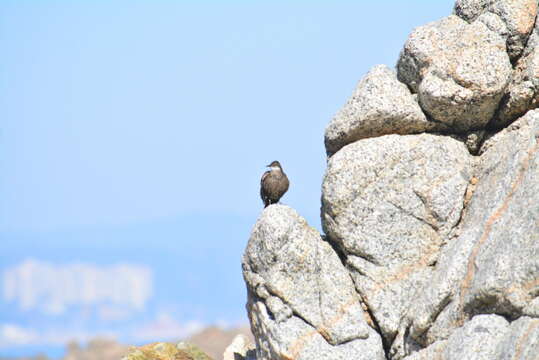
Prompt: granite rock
<box><xmin>244</xmin><ymin>3</ymin><xmax>539</xmax><ymax>359</ymax></box>
<box><xmin>454</xmin><ymin>0</ymin><xmax>537</xmax><ymax>60</ymax></box>
<box><xmin>397</xmin><ymin>15</ymin><xmax>512</xmax><ymax>131</ymax></box>
<box><xmin>403</xmin><ymin>314</ymin><xmax>510</xmax><ymax>360</ymax></box>
<box><xmin>324</xmin><ymin>65</ymin><xmax>437</xmax><ymax>156</ymax></box>
<box><xmin>321</xmin><ymin>133</ymin><xmax>473</xmax><ymax>344</ymax></box>
<box><xmin>495</xmin><ymin>316</ymin><xmax>539</xmax><ymax>359</ymax></box>
<box><xmin>242</xmin><ymin>205</ymin><xmax>385</xmax><ymax>360</ymax></box>
<box><xmin>495</xmin><ymin>21</ymin><xmax>539</xmax><ymax>127</ymax></box>
<box><xmin>391</xmin><ymin>110</ymin><xmax>539</xmax><ymax>359</ymax></box>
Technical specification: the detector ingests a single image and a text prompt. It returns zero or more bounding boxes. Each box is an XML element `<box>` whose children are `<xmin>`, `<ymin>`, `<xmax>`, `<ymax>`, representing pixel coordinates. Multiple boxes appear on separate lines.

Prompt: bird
<box><xmin>260</xmin><ymin>160</ymin><xmax>289</xmax><ymax>208</ymax></box>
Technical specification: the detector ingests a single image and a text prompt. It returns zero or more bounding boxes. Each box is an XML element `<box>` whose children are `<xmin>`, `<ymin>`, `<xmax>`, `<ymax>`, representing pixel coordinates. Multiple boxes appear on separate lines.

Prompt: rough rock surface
<box><xmin>454</xmin><ymin>0</ymin><xmax>537</xmax><ymax>60</ymax></box>
<box><xmin>242</xmin><ymin>205</ymin><xmax>385</xmax><ymax>360</ymax></box>
<box><xmin>321</xmin><ymin>133</ymin><xmax>472</xmax><ymax>344</ymax></box>
<box><xmin>391</xmin><ymin>110</ymin><xmax>539</xmax><ymax>359</ymax></box>
<box><xmin>402</xmin><ymin>315</ymin><xmax>539</xmax><ymax>359</ymax></box>
<box><xmin>403</xmin><ymin>314</ymin><xmax>510</xmax><ymax>360</ymax></box>
<box><xmin>495</xmin><ymin>20</ymin><xmax>539</xmax><ymax>127</ymax></box>
<box><xmin>243</xmin><ymin>1</ymin><xmax>539</xmax><ymax>359</ymax></box>
<box><xmin>187</xmin><ymin>326</ymin><xmax>254</xmax><ymax>360</ymax></box>
<box><xmin>397</xmin><ymin>15</ymin><xmax>512</xmax><ymax>131</ymax></box>
<box><xmin>324</xmin><ymin>65</ymin><xmax>438</xmax><ymax>156</ymax></box>
<box><xmin>495</xmin><ymin>316</ymin><xmax>539</xmax><ymax>359</ymax></box>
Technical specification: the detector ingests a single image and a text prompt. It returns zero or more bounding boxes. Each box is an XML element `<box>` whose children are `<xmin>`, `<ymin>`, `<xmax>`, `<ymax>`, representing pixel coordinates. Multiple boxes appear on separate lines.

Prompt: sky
<box><xmin>0</xmin><ymin>1</ymin><xmax>454</xmax><ymax>358</ymax></box>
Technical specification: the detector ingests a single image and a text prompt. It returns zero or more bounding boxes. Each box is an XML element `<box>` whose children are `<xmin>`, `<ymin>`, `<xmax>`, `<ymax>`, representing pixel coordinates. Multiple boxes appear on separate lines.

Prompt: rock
<box><xmin>403</xmin><ymin>315</ymin><xmax>539</xmax><ymax>360</ymax></box>
<box><xmin>397</xmin><ymin>15</ymin><xmax>512</xmax><ymax>131</ymax></box>
<box><xmin>122</xmin><ymin>342</ymin><xmax>212</xmax><ymax>360</ymax></box>
<box><xmin>494</xmin><ymin>21</ymin><xmax>539</xmax><ymax>128</ymax></box>
<box><xmin>466</xmin><ymin>130</ymin><xmax>487</xmax><ymax>154</ymax></box>
<box><xmin>454</xmin><ymin>0</ymin><xmax>538</xmax><ymax>60</ymax></box>
<box><xmin>402</xmin><ymin>341</ymin><xmax>447</xmax><ymax>360</ymax></box>
<box><xmin>186</xmin><ymin>326</ymin><xmax>254</xmax><ymax>360</ymax></box>
<box><xmin>242</xmin><ymin>205</ymin><xmax>385</xmax><ymax>360</ymax></box>
<box><xmin>453</xmin><ymin>0</ymin><xmax>492</xmax><ymax>21</ymax></box>
<box><xmin>391</xmin><ymin>110</ymin><xmax>539</xmax><ymax>359</ymax></box>
<box><xmin>476</xmin><ymin>12</ymin><xmax>509</xmax><ymax>41</ymax></box>
<box><xmin>244</xmin><ymin>3</ymin><xmax>539</xmax><ymax>359</ymax></box>
<box><xmin>324</xmin><ymin>65</ymin><xmax>437</xmax><ymax>156</ymax></box>
<box><xmin>441</xmin><ymin>314</ymin><xmax>510</xmax><ymax>360</ymax></box>
<box><xmin>495</xmin><ymin>316</ymin><xmax>539</xmax><ymax>359</ymax></box>
<box><xmin>223</xmin><ymin>334</ymin><xmax>256</xmax><ymax>360</ymax></box>
<box><xmin>321</xmin><ymin>133</ymin><xmax>473</xmax><ymax>344</ymax></box>
<box><xmin>403</xmin><ymin>315</ymin><xmax>510</xmax><ymax>360</ymax></box>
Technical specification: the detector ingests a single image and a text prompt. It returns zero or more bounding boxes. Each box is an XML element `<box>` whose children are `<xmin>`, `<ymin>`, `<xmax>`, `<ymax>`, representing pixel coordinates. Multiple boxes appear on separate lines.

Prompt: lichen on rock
<box><xmin>122</xmin><ymin>342</ymin><xmax>212</xmax><ymax>360</ymax></box>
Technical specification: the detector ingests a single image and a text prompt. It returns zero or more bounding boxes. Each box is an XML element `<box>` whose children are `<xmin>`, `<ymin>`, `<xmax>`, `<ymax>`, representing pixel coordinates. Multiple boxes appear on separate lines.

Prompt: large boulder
<box><xmin>324</xmin><ymin>65</ymin><xmax>437</xmax><ymax>156</ymax></box>
<box><xmin>454</xmin><ymin>0</ymin><xmax>537</xmax><ymax>60</ymax></box>
<box><xmin>391</xmin><ymin>110</ymin><xmax>539</xmax><ymax>359</ymax></box>
<box><xmin>321</xmin><ymin>133</ymin><xmax>473</xmax><ymax>344</ymax></box>
<box><xmin>243</xmin><ymin>3</ymin><xmax>539</xmax><ymax>360</ymax></box>
<box><xmin>494</xmin><ymin>20</ymin><xmax>539</xmax><ymax>128</ymax></box>
<box><xmin>242</xmin><ymin>205</ymin><xmax>385</xmax><ymax>360</ymax></box>
<box><xmin>397</xmin><ymin>15</ymin><xmax>512</xmax><ymax>131</ymax></box>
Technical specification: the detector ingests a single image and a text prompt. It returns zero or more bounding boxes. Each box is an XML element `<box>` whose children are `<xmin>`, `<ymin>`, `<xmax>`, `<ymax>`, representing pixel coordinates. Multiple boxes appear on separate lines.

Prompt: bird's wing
<box><xmin>261</xmin><ymin>170</ymin><xmax>270</xmax><ymax>185</ymax></box>
<box><xmin>260</xmin><ymin>171</ymin><xmax>271</xmax><ymax>201</ymax></box>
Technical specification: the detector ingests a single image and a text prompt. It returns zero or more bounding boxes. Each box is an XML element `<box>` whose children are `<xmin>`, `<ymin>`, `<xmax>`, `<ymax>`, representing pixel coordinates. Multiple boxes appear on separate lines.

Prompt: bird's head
<box><xmin>266</xmin><ymin>160</ymin><xmax>282</xmax><ymax>171</ymax></box>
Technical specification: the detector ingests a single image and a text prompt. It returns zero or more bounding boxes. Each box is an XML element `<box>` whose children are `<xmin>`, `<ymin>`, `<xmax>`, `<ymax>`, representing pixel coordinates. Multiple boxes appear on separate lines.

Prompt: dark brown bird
<box><xmin>260</xmin><ymin>160</ymin><xmax>289</xmax><ymax>208</ymax></box>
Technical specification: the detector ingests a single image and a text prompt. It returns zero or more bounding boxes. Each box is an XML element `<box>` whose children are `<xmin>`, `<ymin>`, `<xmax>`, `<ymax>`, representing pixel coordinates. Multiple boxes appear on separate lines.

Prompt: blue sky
<box><xmin>0</xmin><ymin>1</ymin><xmax>453</xmax><ymax>357</ymax></box>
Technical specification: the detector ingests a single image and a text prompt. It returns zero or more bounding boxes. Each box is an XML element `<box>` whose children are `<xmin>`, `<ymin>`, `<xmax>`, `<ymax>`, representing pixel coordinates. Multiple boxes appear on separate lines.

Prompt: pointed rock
<box><xmin>243</xmin><ymin>205</ymin><xmax>385</xmax><ymax>360</ymax></box>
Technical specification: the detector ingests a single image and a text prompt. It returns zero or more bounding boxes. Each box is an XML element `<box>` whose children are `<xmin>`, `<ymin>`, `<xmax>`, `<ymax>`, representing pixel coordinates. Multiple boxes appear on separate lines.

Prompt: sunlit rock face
<box><xmin>321</xmin><ymin>133</ymin><xmax>473</xmax><ymax>345</ymax></box>
<box><xmin>242</xmin><ymin>1</ymin><xmax>539</xmax><ymax>359</ymax></box>
<box><xmin>397</xmin><ymin>15</ymin><xmax>512</xmax><ymax>132</ymax></box>
<box><xmin>324</xmin><ymin>65</ymin><xmax>441</xmax><ymax>156</ymax></box>
<box><xmin>454</xmin><ymin>0</ymin><xmax>537</xmax><ymax>60</ymax></box>
<box><xmin>242</xmin><ymin>205</ymin><xmax>385</xmax><ymax>360</ymax></box>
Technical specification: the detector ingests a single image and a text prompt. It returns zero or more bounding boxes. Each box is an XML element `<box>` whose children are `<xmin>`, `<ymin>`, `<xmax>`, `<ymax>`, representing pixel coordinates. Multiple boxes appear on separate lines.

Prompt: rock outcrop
<box><xmin>397</xmin><ymin>15</ymin><xmax>512</xmax><ymax>131</ymax></box>
<box><xmin>242</xmin><ymin>205</ymin><xmax>385</xmax><ymax>360</ymax></box>
<box><xmin>495</xmin><ymin>18</ymin><xmax>539</xmax><ymax>127</ymax></box>
<box><xmin>321</xmin><ymin>133</ymin><xmax>473</xmax><ymax>345</ymax></box>
<box><xmin>122</xmin><ymin>342</ymin><xmax>212</xmax><ymax>360</ymax></box>
<box><xmin>242</xmin><ymin>0</ymin><xmax>539</xmax><ymax>359</ymax></box>
<box><xmin>454</xmin><ymin>0</ymin><xmax>537</xmax><ymax>60</ymax></box>
<box><xmin>324</xmin><ymin>65</ymin><xmax>439</xmax><ymax>156</ymax></box>
<box><xmin>391</xmin><ymin>109</ymin><xmax>539</xmax><ymax>358</ymax></box>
